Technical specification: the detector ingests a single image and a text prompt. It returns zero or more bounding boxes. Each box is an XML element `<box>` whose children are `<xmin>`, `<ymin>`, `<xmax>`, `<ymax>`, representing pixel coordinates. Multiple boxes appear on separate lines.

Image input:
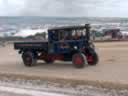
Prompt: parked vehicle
<box><xmin>14</xmin><ymin>24</ymin><xmax>99</xmax><ymax>68</ymax></box>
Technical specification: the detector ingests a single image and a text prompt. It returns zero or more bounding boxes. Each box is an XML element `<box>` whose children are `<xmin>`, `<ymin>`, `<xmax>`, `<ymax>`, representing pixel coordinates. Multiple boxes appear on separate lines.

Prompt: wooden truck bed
<box><xmin>14</xmin><ymin>41</ymin><xmax>48</xmax><ymax>51</ymax></box>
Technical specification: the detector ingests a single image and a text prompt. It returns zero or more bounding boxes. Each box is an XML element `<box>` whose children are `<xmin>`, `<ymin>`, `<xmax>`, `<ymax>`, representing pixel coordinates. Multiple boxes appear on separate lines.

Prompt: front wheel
<box><xmin>88</xmin><ymin>52</ymin><xmax>99</xmax><ymax>65</ymax></box>
<box><xmin>22</xmin><ymin>51</ymin><xmax>37</xmax><ymax>67</ymax></box>
<box><xmin>72</xmin><ymin>53</ymin><xmax>87</xmax><ymax>68</ymax></box>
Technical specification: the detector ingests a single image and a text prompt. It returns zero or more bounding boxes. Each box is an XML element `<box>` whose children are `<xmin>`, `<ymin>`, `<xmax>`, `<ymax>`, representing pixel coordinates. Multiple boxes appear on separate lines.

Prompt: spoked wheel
<box><xmin>72</xmin><ymin>53</ymin><xmax>87</xmax><ymax>68</ymax></box>
<box><xmin>22</xmin><ymin>51</ymin><xmax>37</xmax><ymax>67</ymax></box>
<box><xmin>88</xmin><ymin>52</ymin><xmax>99</xmax><ymax>66</ymax></box>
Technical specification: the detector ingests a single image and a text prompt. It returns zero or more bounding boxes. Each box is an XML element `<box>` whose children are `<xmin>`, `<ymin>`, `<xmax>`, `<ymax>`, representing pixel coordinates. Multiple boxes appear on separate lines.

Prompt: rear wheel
<box><xmin>88</xmin><ymin>52</ymin><xmax>99</xmax><ymax>65</ymax></box>
<box><xmin>72</xmin><ymin>53</ymin><xmax>87</xmax><ymax>68</ymax></box>
<box><xmin>22</xmin><ymin>51</ymin><xmax>37</xmax><ymax>67</ymax></box>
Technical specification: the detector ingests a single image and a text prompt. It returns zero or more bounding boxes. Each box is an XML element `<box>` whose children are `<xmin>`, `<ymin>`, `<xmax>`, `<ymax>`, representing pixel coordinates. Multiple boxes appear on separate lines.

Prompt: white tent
<box><xmin>121</xmin><ymin>31</ymin><xmax>128</xmax><ymax>36</ymax></box>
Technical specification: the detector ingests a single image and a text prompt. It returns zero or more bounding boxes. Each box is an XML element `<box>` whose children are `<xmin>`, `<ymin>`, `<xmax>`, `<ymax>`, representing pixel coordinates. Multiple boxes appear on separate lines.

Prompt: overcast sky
<box><xmin>0</xmin><ymin>0</ymin><xmax>128</xmax><ymax>17</ymax></box>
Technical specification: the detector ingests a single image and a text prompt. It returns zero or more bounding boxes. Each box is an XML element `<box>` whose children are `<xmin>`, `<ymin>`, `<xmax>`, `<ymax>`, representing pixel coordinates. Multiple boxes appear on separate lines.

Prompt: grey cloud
<box><xmin>0</xmin><ymin>0</ymin><xmax>128</xmax><ymax>17</ymax></box>
<box><xmin>21</xmin><ymin>0</ymin><xmax>86</xmax><ymax>16</ymax></box>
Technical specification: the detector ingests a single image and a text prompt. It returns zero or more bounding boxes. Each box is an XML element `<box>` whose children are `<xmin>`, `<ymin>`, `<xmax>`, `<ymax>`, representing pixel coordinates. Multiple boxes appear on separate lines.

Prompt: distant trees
<box><xmin>35</xmin><ymin>32</ymin><xmax>47</xmax><ymax>38</ymax></box>
<box><xmin>26</xmin><ymin>32</ymin><xmax>47</xmax><ymax>40</ymax></box>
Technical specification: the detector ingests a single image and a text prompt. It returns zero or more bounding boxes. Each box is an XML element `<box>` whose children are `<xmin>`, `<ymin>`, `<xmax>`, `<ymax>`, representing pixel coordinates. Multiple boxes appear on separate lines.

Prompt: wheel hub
<box><xmin>75</xmin><ymin>56</ymin><xmax>83</xmax><ymax>64</ymax></box>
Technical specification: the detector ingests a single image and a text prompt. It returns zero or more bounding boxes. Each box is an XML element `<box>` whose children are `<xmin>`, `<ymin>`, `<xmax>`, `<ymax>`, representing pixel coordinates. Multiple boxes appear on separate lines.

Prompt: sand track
<box><xmin>0</xmin><ymin>42</ymin><xmax>128</xmax><ymax>87</ymax></box>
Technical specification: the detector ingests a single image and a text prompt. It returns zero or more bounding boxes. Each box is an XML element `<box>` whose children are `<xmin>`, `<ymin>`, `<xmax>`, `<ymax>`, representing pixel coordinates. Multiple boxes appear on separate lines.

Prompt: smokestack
<box><xmin>85</xmin><ymin>24</ymin><xmax>91</xmax><ymax>40</ymax></box>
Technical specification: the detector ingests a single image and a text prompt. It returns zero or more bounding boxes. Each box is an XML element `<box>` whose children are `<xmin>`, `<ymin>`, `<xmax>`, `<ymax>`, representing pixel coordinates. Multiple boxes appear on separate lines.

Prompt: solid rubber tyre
<box><xmin>88</xmin><ymin>52</ymin><xmax>99</xmax><ymax>65</ymax></box>
<box><xmin>22</xmin><ymin>51</ymin><xmax>37</xmax><ymax>67</ymax></box>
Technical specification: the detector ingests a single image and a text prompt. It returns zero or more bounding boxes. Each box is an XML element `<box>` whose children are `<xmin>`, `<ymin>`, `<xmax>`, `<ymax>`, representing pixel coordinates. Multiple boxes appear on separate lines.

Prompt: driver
<box><xmin>80</xmin><ymin>31</ymin><xmax>86</xmax><ymax>39</ymax></box>
<box><xmin>61</xmin><ymin>32</ymin><xmax>69</xmax><ymax>49</ymax></box>
<box><xmin>73</xmin><ymin>32</ymin><xmax>81</xmax><ymax>40</ymax></box>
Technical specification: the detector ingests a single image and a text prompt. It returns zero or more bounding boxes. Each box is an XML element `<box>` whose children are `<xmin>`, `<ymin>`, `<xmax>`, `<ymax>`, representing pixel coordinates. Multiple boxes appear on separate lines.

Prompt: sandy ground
<box><xmin>0</xmin><ymin>42</ymin><xmax>128</xmax><ymax>85</ymax></box>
